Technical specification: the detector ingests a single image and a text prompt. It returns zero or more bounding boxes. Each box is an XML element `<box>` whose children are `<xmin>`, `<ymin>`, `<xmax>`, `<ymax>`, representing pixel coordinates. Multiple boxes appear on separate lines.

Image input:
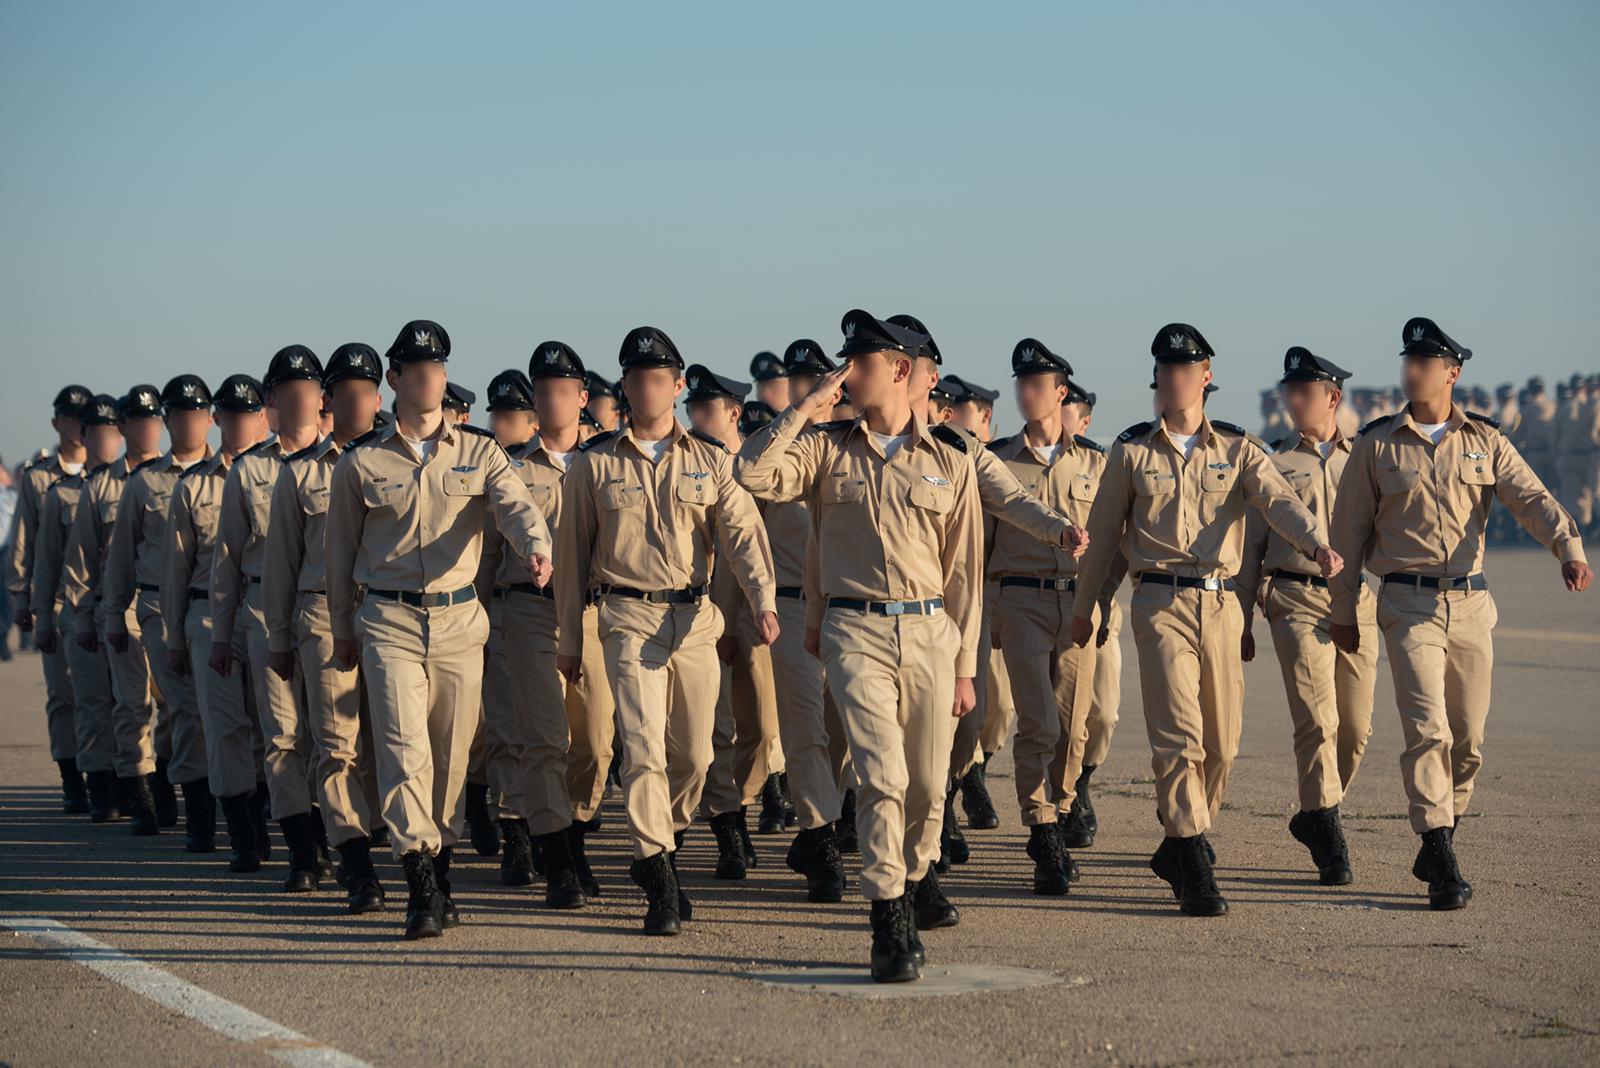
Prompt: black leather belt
<box><xmin>1270</xmin><ymin>571</ymin><xmax>1328</xmax><ymax>589</ymax></box>
<box><xmin>505</xmin><ymin>582</ymin><xmax>554</xmax><ymax>599</ymax></box>
<box><xmin>827</xmin><ymin>597</ymin><xmax>943</xmax><ymax>616</ymax></box>
<box><xmin>776</xmin><ymin>586</ymin><xmax>806</xmax><ymax>600</ymax></box>
<box><xmin>188</xmin><ymin>588</ymin><xmax>208</xmax><ymax>601</ymax></box>
<box><xmin>1383</xmin><ymin>572</ymin><xmax>1487</xmax><ymax>591</ymax></box>
<box><xmin>598</xmin><ymin>584</ymin><xmax>707</xmax><ymax>605</ymax></box>
<box><xmin>999</xmin><ymin>577</ymin><xmax>1077</xmax><ymax>592</ymax></box>
<box><xmin>138</xmin><ymin>583</ymin><xmax>159</xmax><ymax>593</ymax></box>
<box><xmin>367</xmin><ymin>585</ymin><xmax>478</xmax><ymax>608</ymax></box>
<box><xmin>1137</xmin><ymin>573</ymin><xmax>1237</xmax><ymax>592</ymax></box>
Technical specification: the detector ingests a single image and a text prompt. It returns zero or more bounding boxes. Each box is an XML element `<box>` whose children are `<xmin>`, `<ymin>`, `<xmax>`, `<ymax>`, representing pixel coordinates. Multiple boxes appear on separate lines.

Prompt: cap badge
<box><xmin>1411</xmin><ymin>324</ymin><xmax>1427</xmax><ymax>342</ymax></box>
<box><xmin>413</xmin><ymin>328</ymin><xmax>433</xmax><ymax>348</ymax></box>
<box><xmin>843</xmin><ymin>320</ymin><xmax>857</xmax><ymax>340</ymax></box>
<box><xmin>546</xmin><ymin>347</ymin><xmax>562</xmax><ymax>362</ymax></box>
<box><xmin>1288</xmin><ymin>352</ymin><xmax>1301</xmax><ymax>370</ymax></box>
<box><xmin>1168</xmin><ymin>331</ymin><xmax>1186</xmax><ymax>350</ymax></box>
<box><xmin>1020</xmin><ymin>346</ymin><xmax>1036</xmax><ymax>362</ymax></box>
<box><xmin>636</xmin><ymin>335</ymin><xmax>653</xmax><ymax>354</ymax></box>
<box><xmin>182</xmin><ymin>382</ymin><xmax>200</xmax><ymax>398</ymax></box>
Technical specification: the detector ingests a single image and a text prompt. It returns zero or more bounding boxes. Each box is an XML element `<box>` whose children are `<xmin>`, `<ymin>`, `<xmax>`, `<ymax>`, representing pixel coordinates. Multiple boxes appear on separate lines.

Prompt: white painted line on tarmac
<box><xmin>5</xmin><ymin>917</ymin><xmax>373</xmax><ymax>1068</ymax></box>
<box><xmin>747</xmin><ymin>963</ymin><xmax>1070</xmax><ymax>999</ymax></box>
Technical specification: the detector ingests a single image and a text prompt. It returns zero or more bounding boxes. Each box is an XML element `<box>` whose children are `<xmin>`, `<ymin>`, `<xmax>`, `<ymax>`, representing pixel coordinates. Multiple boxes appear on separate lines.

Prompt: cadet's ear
<box><xmin>385</xmin><ymin>366</ymin><xmax>402</xmax><ymax>392</ymax></box>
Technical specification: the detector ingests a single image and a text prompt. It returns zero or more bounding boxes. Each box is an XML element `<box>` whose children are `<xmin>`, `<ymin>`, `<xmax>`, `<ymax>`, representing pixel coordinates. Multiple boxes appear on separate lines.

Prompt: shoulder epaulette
<box><xmin>1210</xmin><ymin>419</ymin><xmax>1247</xmax><ymax>437</ymax></box>
<box><xmin>986</xmin><ymin>435</ymin><xmax>1013</xmax><ymax>452</ymax></box>
<box><xmin>1359</xmin><ymin>414</ymin><xmax>1393</xmax><ymax>435</ymax></box>
<box><xmin>1270</xmin><ymin>435</ymin><xmax>1292</xmax><ymax>453</ymax></box>
<box><xmin>286</xmin><ymin>442</ymin><xmax>321</xmax><ymax>462</ymax></box>
<box><xmin>242</xmin><ymin>440</ymin><xmax>273</xmax><ymax>458</ymax></box>
<box><xmin>88</xmin><ymin>461</ymin><xmax>113</xmax><ymax>478</ymax></box>
<box><xmin>176</xmin><ymin>461</ymin><xmax>206</xmax><ymax>479</ymax></box>
<box><xmin>133</xmin><ymin>455</ymin><xmax>164</xmax><ymax>473</ymax></box>
<box><xmin>1466</xmin><ymin>410</ymin><xmax>1501</xmax><ymax>430</ymax></box>
<box><xmin>1073</xmin><ymin>434</ymin><xmax>1104</xmax><ymax>454</ymax></box>
<box><xmin>1244</xmin><ymin>432</ymin><xmax>1272</xmax><ymax>452</ymax></box>
<box><xmin>810</xmin><ymin>419</ymin><xmax>853</xmax><ymax>432</ymax></box>
<box><xmin>458</xmin><ymin>423</ymin><xmax>494</xmax><ymax>438</ymax></box>
<box><xmin>578</xmin><ymin>429</ymin><xmax>617</xmax><ymax>452</ymax></box>
<box><xmin>348</xmin><ymin>428</ymin><xmax>381</xmax><ymax>449</ymax></box>
<box><xmin>25</xmin><ymin>455</ymin><xmax>49</xmax><ymax>471</ymax></box>
<box><xmin>1117</xmin><ymin>421</ymin><xmax>1153</xmax><ymax>443</ymax></box>
<box><xmin>47</xmin><ymin>473</ymin><xmax>74</xmax><ymax>491</ymax></box>
<box><xmin>688</xmin><ymin>428</ymin><xmax>726</xmax><ymax>451</ymax></box>
<box><xmin>929</xmin><ymin>423</ymin><xmax>968</xmax><ymax>454</ymax></box>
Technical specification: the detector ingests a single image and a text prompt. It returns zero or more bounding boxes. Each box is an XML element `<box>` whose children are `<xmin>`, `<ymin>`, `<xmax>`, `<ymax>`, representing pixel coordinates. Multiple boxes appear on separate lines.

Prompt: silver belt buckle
<box><xmin>885</xmin><ymin>601</ymin><xmax>906</xmax><ymax>616</ymax></box>
<box><xmin>1201</xmin><ymin>578</ymin><xmax>1222</xmax><ymax>592</ymax></box>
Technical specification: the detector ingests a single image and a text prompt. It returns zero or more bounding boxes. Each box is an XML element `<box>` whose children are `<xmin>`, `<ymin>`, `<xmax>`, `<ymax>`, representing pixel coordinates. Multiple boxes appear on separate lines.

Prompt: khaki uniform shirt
<box><xmin>1329</xmin><ymin>405</ymin><xmax>1586</xmax><ymax>625</ymax></box>
<box><xmin>6</xmin><ymin>452</ymin><xmax>79</xmax><ymax>604</ymax></box>
<box><xmin>104</xmin><ymin>451</ymin><xmax>207</xmax><ymax>627</ymax></box>
<box><xmin>733</xmin><ymin>408</ymin><xmax>985</xmax><ymax>676</ymax></box>
<box><xmin>212</xmin><ymin>436</ymin><xmax>296</xmax><ymax>641</ymax></box>
<box><xmin>29</xmin><ymin>471</ymin><xmax>87</xmax><ymax>630</ymax></box>
<box><xmin>62</xmin><ymin>455</ymin><xmax>139</xmax><ymax>634</ymax></box>
<box><xmin>162</xmin><ymin>452</ymin><xmax>233</xmax><ymax>639</ymax></box>
<box><xmin>1072</xmin><ymin>415</ymin><xmax>1324</xmax><ymax>623</ymax></box>
<box><xmin>261</xmin><ymin>436</ymin><xmax>342</xmax><ymax>653</ymax></box>
<box><xmin>324</xmin><ymin>421</ymin><xmax>551</xmax><ymax>642</ymax></box>
<box><xmin>984</xmin><ymin>431</ymin><xmax>1104</xmax><ymax>579</ymax></box>
<box><xmin>555</xmin><ymin>421</ymin><xmax>775</xmax><ymax>659</ymax></box>
<box><xmin>477</xmin><ymin>436</ymin><xmax>570</xmax><ymax>593</ymax></box>
<box><xmin>1238</xmin><ymin>430</ymin><xmax>1358</xmax><ymax>605</ymax></box>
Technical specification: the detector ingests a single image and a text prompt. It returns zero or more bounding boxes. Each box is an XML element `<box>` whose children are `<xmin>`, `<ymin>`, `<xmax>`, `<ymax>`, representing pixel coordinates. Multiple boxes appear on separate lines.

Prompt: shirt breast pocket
<box><xmin>599</xmin><ymin>483</ymin><xmax>645</xmax><ymax>512</ymax></box>
<box><xmin>191</xmin><ymin>499</ymin><xmax>220</xmax><ymax>537</ymax></box>
<box><xmin>145</xmin><ymin>493</ymin><xmax>170</xmax><ymax>525</ymax></box>
<box><xmin>1378</xmin><ymin>466</ymin><xmax>1423</xmax><ymax>495</ymax></box>
<box><xmin>674</xmin><ymin>474</ymin><xmax>718</xmax><ymax>509</ymax></box>
<box><xmin>299</xmin><ymin>485</ymin><xmax>330</xmax><ymax>516</ymax></box>
<box><xmin>99</xmin><ymin>498</ymin><xmax>119</xmax><ymax>527</ymax></box>
<box><xmin>247</xmin><ymin>484</ymin><xmax>275</xmax><ymax>536</ymax></box>
<box><xmin>908</xmin><ymin>479</ymin><xmax>953</xmax><ymax>516</ymax></box>
<box><xmin>1284</xmin><ymin>469</ymin><xmax>1315</xmax><ymax>501</ymax></box>
<box><xmin>1201</xmin><ymin>464</ymin><xmax>1239</xmax><ymax>495</ymax></box>
<box><xmin>1459</xmin><ymin>457</ymin><xmax>1495</xmax><ymax>487</ymax></box>
<box><xmin>443</xmin><ymin>471</ymin><xmax>486</xmax><ymax>498</ymax></box>
<box><xmin>1133</xmin><ymin>471</ymin><xmax>1175</xmax><ymax>497</ymax></box>
<box><xmin>362</xmin><ymin>480</ymin><xmax>414</xmax><ymax>513</ymax></box>
<box><xmin>821</xmin><ymin>476</ymin><xmax>869</xmax><ymax>535</ymax></box>
<box><xmin>1069</xmin><ymin>476</ymin><xmax>1098</xmax><ymax>502</ymax></box>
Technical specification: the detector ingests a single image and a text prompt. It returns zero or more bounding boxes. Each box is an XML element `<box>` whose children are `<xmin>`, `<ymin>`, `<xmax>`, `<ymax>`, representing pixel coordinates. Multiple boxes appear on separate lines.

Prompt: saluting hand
<box><xmin>556</xmin><ymin>654</ymin><xmax>582</xmax><ymax>684</ymax></box>
<box><xmin>1562</xmin><ymin>560</ymin><xmax>1592</xmax><ymax>592</ymax></box>
<box><xmin>76</xmin><ymin>629</ymin><xmax>98</xmax><ymax>653</ymax></box>
<box><xmin>1061</xmin><ymin>525</ymin><xmax>1090</xmax><ymax>558</ymax></box>
<box><xmin>1329</xmin><ymin>622</ymin><xmax>1360</xmax><ymax>654</ymax></box>
<box><xmin>267</xmin><ymin>650</ymin><xmax>295</xmax><ymax>682</ymax></box>
<box><xmin>1069</xmin><ymin>617</ymin><xmax>1094</xmax><ymax>649</ymax></box>
<box><xmin>332</xmin><ymin>638</ymin><xmax>360</xmax><ymax>672</ymax></box>
<box><xmin>755</xmin><ymin>610</ymin><xmax>779</xmax><ymax>646</ymax></box>
<box><xmin>209</xmin><ymin>642</ymin><xmax>233</xmax><ymax>677</ymax></box>
<box><xmin>797</xmin><ymin>363</ymin><xmax>851</xmax><ymax>418</ymax></box>
<box><xmin>1313</xmin><ymin>545</ymin><xmax>1344</xmax><ymax>579</ymax></box>
<box><xmin>528</xmin><ymin>553</ymin><xmax>553</xmax><ymax>588</ymax></box>
<box><xmin>952</xmin><ymin>677</ymin><xmax>977</xmax><ymax>719</ymax></box>
<box><xmin>107</xmin><ymin>628</ymin><xmax>130</xmax><ymax>654</ymax></box>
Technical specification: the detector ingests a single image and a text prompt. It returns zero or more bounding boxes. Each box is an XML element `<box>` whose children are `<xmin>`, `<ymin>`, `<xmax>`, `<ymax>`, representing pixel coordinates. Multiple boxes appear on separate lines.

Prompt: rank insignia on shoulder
<box><xmin>1117</xmin><ymin>421</ymin><xmax>1153</xmax><ymax>443</ymax></box>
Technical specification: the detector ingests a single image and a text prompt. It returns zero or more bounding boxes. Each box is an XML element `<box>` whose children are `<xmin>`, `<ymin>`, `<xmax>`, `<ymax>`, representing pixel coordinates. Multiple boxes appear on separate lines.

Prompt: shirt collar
<box><xmin>619</xmin><ymin>419</ymin><xmax>687</xmax><ymax>458</ymax></box>
<box><xmin>1394</xmin><ymin>403</ymin><xmax>1468</xmax><ymax>440</ymax></box>
<box><xmin>1156</xmin><ymin>414</ymin><xmax>1216</xmax><ymax>451</ymax></box>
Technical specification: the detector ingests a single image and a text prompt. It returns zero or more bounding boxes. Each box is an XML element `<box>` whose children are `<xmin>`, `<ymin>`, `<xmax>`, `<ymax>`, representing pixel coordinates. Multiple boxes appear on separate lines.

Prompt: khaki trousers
<box><xmin>821</xmin><ymin>607</ymin><xmax>958</xmax><ymax>901</ymax></box>
<box><xmin>993</xmin><ymin>584</ymin><xmax>1098</xmax><ymax>826</ymax></box>
<box><xmin>64</xmin><ymin>620</ymin><xmax>117</xmax><ymax>774</ymax></box>
<box><xmin>947</xmin><ymin>599</ymin><xmax>996</xmax><ymax>782</ymax></box>
<box><xmin>1264</xmin><ymin>577</ymin><xmax>1380</xmax><ymax>812</ymax></box>
<box><xmin>704</xmin><ymin>604</ymin><xmax>783</xmax><ymax>816</ymax></box>
<box><xmin>478</xmin><ymin>598</ymin><xmax>519</xmax><ymax>819</ymax></box>
<box><xmin>978</xmin><ymin>646</ymin><xmax>1017</xmax><ymax>756</ymax></box>
<box><xmin>357</xmin><ymin>595</ymin><xmax>489</xmax><ymax>856</ymax></box>
<box><xmin>597</xmin><ymin>594</ymin><xmax>723</xmax><ymax>859</ymax></box>
<box><xmin>138</xmin><ymin>589</ymin><xmax>205</xmax><ymax>784</ymax></box>
<box><xmin>38</xmin><ymin>618</ymin><xmax>77</xmax><ymax>762</ymax></box>
<box><xmin>768</xmin><ymin>595</ymin><xmax>848</xmax><ymax>828</ymax></box>
<box><xmin>103</xmin><ymin>602</ymin><xmax>163</xmax><ymax>778</ymax></box>
<box><xmin>185</xmin><ymin>598</ymin><xmax>259</xmax><ymax>799</ymax></box>
<box><xmin>295</xmin><ymin>592</ymin><xmax>378</xmax><ymax>845</ymax></box>
<box><xmin>1080</xmin><ymin>597</ymin><xmax>1123</xmax><ymax>771</ymax></box>
<box><xmin>566</xmin><ymin>605</ymin><xmax>616</xmax><ymax>824</ymax></box>
<box><xmin>245</xmin><ymin>583</ymin><xmax>314</xmax><ymax>819</ymax></box>
<box><xmin>1129</xmin><ymin>581</ymin><xmax>1245</xmax><ymax>839</ymax></box>
<box><xmin>1556</xmin><ymin>456</ymin><xmax>1595</xmax><ymax>528</ymax></box>
<box><xmin>1376</xmin><ymin>583</ymin><xmax>1497</xmax><ymax>833</ymax></box>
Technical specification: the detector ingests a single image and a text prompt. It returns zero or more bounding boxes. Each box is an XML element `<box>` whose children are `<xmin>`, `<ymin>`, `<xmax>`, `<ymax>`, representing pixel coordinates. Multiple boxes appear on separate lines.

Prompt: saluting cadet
<box><xmin>687</xmin><ymin>364</ymin><xmax>785</xmax><ymax>881</ymax></box>
<box><xmin>555</xmin><ymin>327</ymin><xmax>775</xmax><ymax>937</ymax></box>
<box><xmin>735</xmin><ymin>309</ymin><xmax>983</xmax><ymax>984</ymax></box>
<box><xmin>1238</xmin><ymin>347</ymin><xmax>1379</xmax><ymax>886</ymax></box>
<box><xmin>62</xmin><ymin>385</ymin><xmax>176</xmax><ymax>834</ymax></box>
<box><xmin>1070</xmin><ymin>324</ymin><xmax>1339</xmax><ymax>918</ymax></box>
<box><xmin>104</xmin><ymin>375</ymin><xmax>215</xmax><ymax>850</ymax></box>
<box><xmin>986</xmin><ymin>340</ymin><xmax>1118</xmax><ymax>895</ymax></box>
<box><xmin>7</xmin><ymin>384</ymin><xmax>92</xmax><ymax>812</ymax></box>
<box><xmin>32</xmin><ymin>395</ymin><xmax>125</xmax><ymax>822</ymax></box>
<box><xmin>325</xmin><ymin>320</ymin><xmax>552</xmax><ymax>940</ymax></box>
<box><xmin>1329</xmin><ymin>318</ymin><xmax>1589</xmax><ymax>910</ymax></box>
<box><xmin>262</xmin><ymin>342</ymin><xmax>387</xmax><ymax>913</ymax></box>
<box><xmin>166</xmin><ymin>374</ymin><xmax>270</xmax><ymax>873</ymax></box>
<box><xmin>213</xmin><ymin>346</ymin><xmax>329</xmax><ymax>891</ymax></box>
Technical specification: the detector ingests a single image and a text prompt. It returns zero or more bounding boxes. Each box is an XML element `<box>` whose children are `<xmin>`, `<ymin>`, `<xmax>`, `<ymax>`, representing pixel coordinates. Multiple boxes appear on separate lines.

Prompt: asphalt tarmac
<box><xmin>2</xmin><ymin>547</ymin><xmax>1596</xmax><ymax>1067</ymax></box>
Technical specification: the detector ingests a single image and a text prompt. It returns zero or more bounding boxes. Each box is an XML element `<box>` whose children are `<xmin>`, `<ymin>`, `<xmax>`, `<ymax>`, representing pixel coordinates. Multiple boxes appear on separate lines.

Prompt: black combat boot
<box><xmin>57</xmin><ymin>758</ymin><xmax>89</xmax><ymax>814</ymax></box>
<box><xmin>86</xmin><ymin>770</ymin><xmax>121</xmax><ymax>823</ymax></box>
<box><xmin>757</xmin><ymin>774</ymin><xmax>786</xmax><ymax>834</ymax></box>
<box><xmin>463</xmin><ymin>781</ymin><xmax>500</xmax><ymax>856</ymax></box>
<box><xmin>785</xmin><ymin>824</ymin><xmax>846</xmax><ymax>903</ymax></box>
<box><xmin>777</xmin><ymin>773</ymin><xmax>797</xmax><ymax>827</ymax></box>
<box><xmin>567</xmin><ymin>817</ymin><xmax>602</xmax><ymax>897</ymax></box>
<box><xmin>529</xmin><ymin>831</ymin><xmax>546</xmax><ymax>877</ymax></box>
<box><xmin>499</xmin><ymin>818</ymin><xmax>535</xmax><ymax>886</ymax></box>
<box><xmin>250</xmin><ymin>783</ymin><xmax>273</xmax><ymax>862</ymax></box>
<box><xmin>308</xmin><ymin>806</ymin><xmax>336</xmax><ymax>881</ymax></box>
<box><xmin>279</xmin><ymin>812</ymin><xmax>321</xmax><ymax>892</ymax></box>
<box><xmin>537</xmin><ymin>829</ymin><xmax>587</xmax><ymax>910</ymax></box>
<box><xmin>432</xmin><ymin>846</ymin><xmax>460</xmax><ymax>927</ymax></box>
<box><xmin>1448</xmin><ymin>819</ymin><xmax>1472</xmax><ymax>893</ymax></box>
<box><xmin>1176</xmin><ymin>835</ymin><xmax>1228</xmax><ymax>916</ymax></box>
<box><xmin>836</xmin><ymin>789</ymin><xmax>859</xmax><ymax>854</ymax></box>
<box><xmin>941</xmin><ymin>789</ymin><xmax>969</xmax><ymax>866</ymax></box>
<box><xmin>401</xmin><ymin>850</ymin><xmax>445</xmax><ymax>939</ymax></box>
<box><xmin>1052</xmin><ymin>823</ymin><xmax>1083</xmax><ymax>882</ymax></box>
<box><xmin>180</xmin><ymin>779</ymin><xmax>216</xmax><ymax>852</ymax></box>
<box><xmin>1150</xmin><ymin>835</ymin><xmax>1184</xmax><ymax>900</ymax></box>
<box><xmin>667</xmin><ymin>839</ymin><xmax>693</xmax><ymax>921</ymax></box>
<box><xmin>111</xmin><ymin>775</ymin><xmax>134</xmax><ymax>820</ymax></box>
<box><xmin>1413</xmin><ymin>827</ymin><xmax>1470</xmax><ymax>911</ymax></box>
<box><xmin>709</xmin><ymin>811</ymin><xmax>748</xmax><ymax>880</ymax></box>
<box><xmin>151</xmin><ymin>758</ymin><xmax>179</xmax><ymax>826</ymax></box>
<box><xmin>1290</xmin><ymin>805</ymin><xmax>1353</xmax><ymax>886</ymax></box>
<box><xmin>960</xmin><ymin>756</ymin><xmax>1000</xmax><ymax>830</ymax></box>
<box><xmin>122</xmin><ymin>775</ymin><xmax>159</xmax><ymax>836</ymax></box>
<box><xmin>337</xmin><ymin>836</ymin><xmax>385</xmax><ymax>914</ymax></box>
<box><xmin>909</xmin><ymin>867</ymin><xmax>960</xmax><ymax>930</ymax></box>
<box><xmin>605</xmin><ymin>751</ymin><xmax>622</xmax><ymax>797</ymax></box>
<box><xmin>1027</xmin><ymin>823</ymin><xmax>1072</xmax><ymax>896</ymax></box>
<box><xmin>869</xmin><ymin>896</ymin><xmax>921</xmax><ymax>983</ymax></box>
<box><xmin>629</xmin><ymin>851</ymin><xmax>682</xmax><ymax>936</ymax></box>
<box><xmin>218</xmin><ymin>792</ymin><xmax>261</xmax><ymax>873</ymax></box>
<box><xmin>369</xmin><ymin>824</ymin><xmax>391</xmax><ymax>849</ymax></box>
<box><xmin>736</xmin><ymin>806</ymin><xmax>758</xmax><ymax>868</ymax></box>
<box><xmin>1060</xmin><ymin>768</ymin><xmax>1096</xmax><ymax>848</ymax></box>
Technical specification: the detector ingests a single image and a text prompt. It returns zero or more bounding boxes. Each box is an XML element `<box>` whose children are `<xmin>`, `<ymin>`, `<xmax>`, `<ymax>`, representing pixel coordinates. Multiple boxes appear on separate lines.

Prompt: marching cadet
<box><xmin>1237</xmin><ymin>348</ymin><xmax>1379</xmax><ymax>885</ymax></box>
<box><xmin>685</xmin><ymin>364</ymin><xmax>784</xmax><ymax>880</ymax></box>
<box><xmin>1070</xmin><ymin>324</ymin><xmax>1339</xmax><ymax>918</ymax></box>
<box><xmin>166</xmin><ymin>373</ymin><xmax>271</xmax><ymax>873</ymax></box>
<box><xmin>262</xmin><ymin>342</ymin><xmax>387</xmax><ymax>913</ymax></box>
<box><xmin>1056</xmin><ymin>380</ymin><xmax>1119</xmax><ymax>849</ymax></box>
<box><xmin>213</xmin><ymin>346</ymin><xmax>328</xmax><ymax>891</ymax></box>
<box><xmin>7</xmin><ymin>384</ymin><xmax>92</xmax><ymax>812</ymax></box>
<box><xmin>985</xmin><ymin>341</ymin><xmax>1116</xmax><ymax>895</ymax></box>
<box><xmin>736</xmin><ymin>309</ymin><xmax>983</xmax><ymax>983</ymax></box>
<box><xmin>32</xmin><ymin>395</ymin><xmax>125</xmax><ymax>823</ymax></box>
<box><xmin>104</xmin><ymin>375</ymin><xmax>215</xmax><ymax>850</ymax></box>
<box><xmin>63</xmin><ymin>385</ymin><xmax>177</xmax><ymax>834</ymax></box>
<box><xmin>1329</xmin><ymin>317</ymin><xmax>1590</xmax><ymax>910</ymax></box>
<box><xmin>584</xmin><ymin>371</ymin><xmax>621</xmax><ymax>432</ymax></box>
<box><xmin>941</xmin><ymin>376</ymin><xmax>999</xmax><ymax>442</ymax></box>
<box><xmin>1516</xmin><ymin>377</ymin><xmax>1558</xmax><ymax>489</ymax></box>
<box><xmin>556</xmin><ymin>326</ymin><xmax>775</xmax><ymax>937</ymax></box>
<box><xmin>442</xmin><ymin>382</ymin><xmax>475</xmax><ymax>425</ymax></box>
<box><xmin>750</xmin><ymin>350</ymin><xmax>789</xmax><ymax>411</ymax></box>
<box><xmin>1554</xmin><ymin>376</ymin><xmax>1597</xmax><ymax>532</ymax></box>
<box><xmin>325</xmin><ymin>320</ymin><xmax>552</xmax><ymax>941</ymax></box>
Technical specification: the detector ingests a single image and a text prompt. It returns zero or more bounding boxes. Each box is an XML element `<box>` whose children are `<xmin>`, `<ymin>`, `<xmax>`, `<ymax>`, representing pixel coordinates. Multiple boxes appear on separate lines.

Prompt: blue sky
<box><xmin>2</xmin><ymin>1</ymin><xmax>1596</xmax><ymax>459</ymax></box>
